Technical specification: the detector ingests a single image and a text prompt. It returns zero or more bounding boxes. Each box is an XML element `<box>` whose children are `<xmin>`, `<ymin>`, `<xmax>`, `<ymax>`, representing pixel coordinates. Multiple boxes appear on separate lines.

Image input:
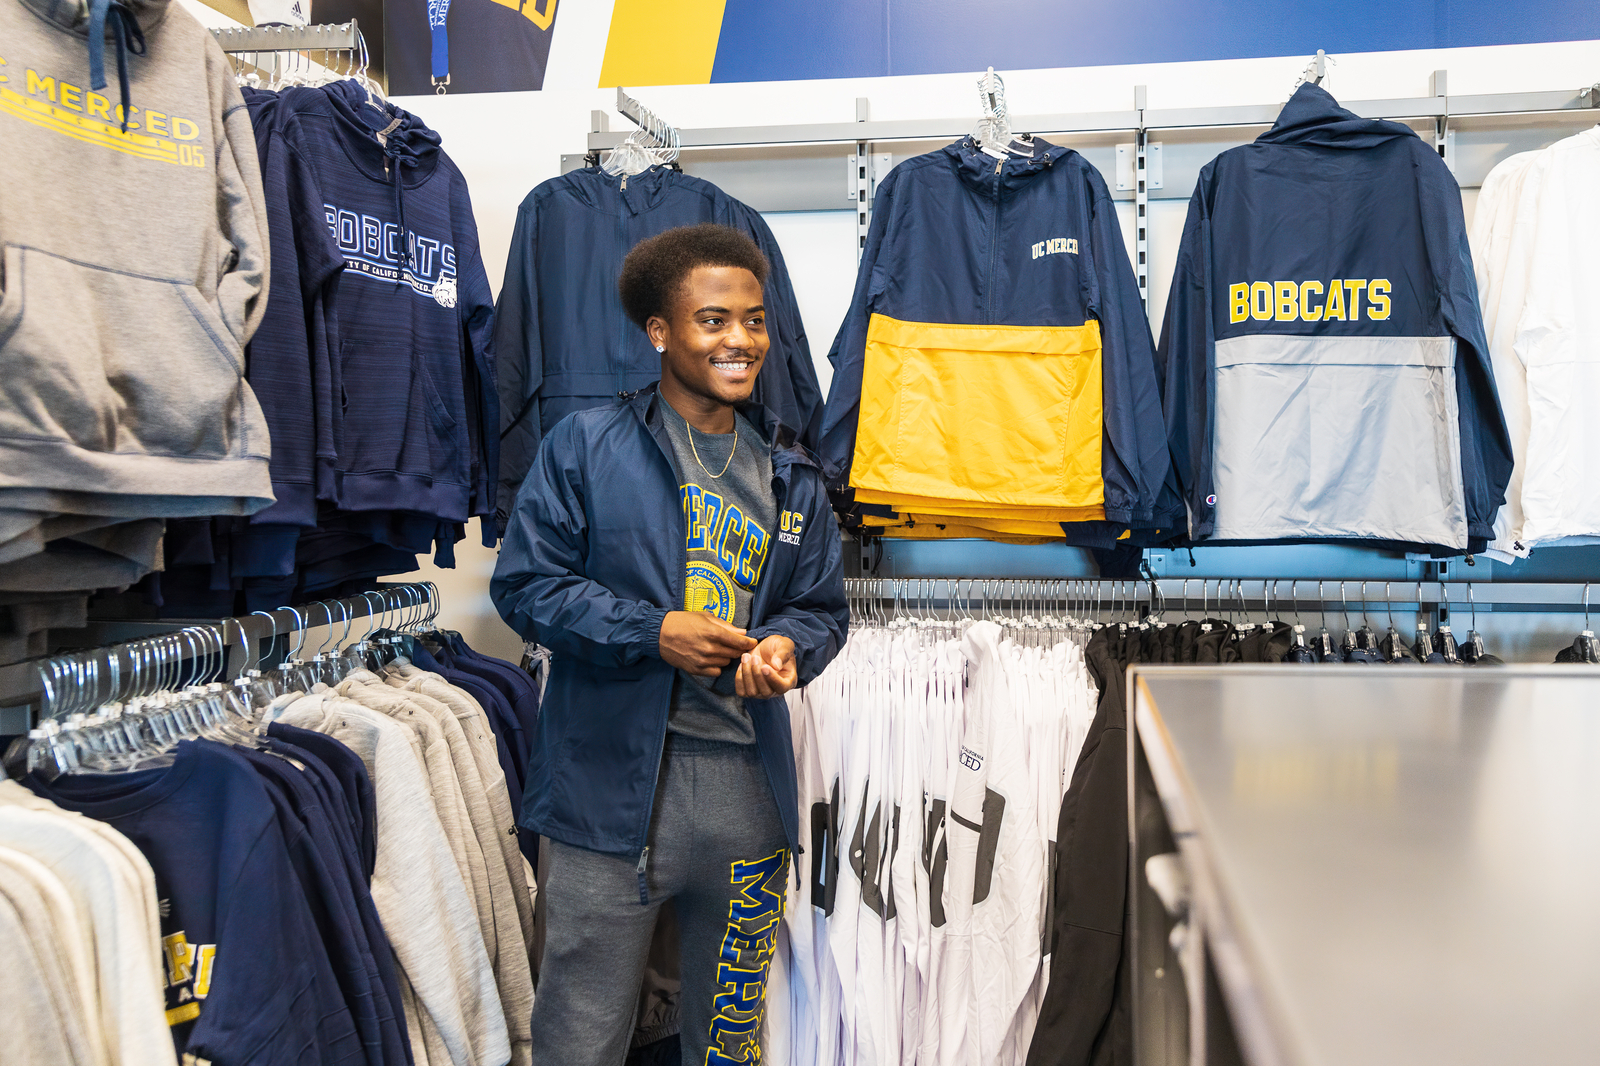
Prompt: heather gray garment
<box><xmin>0</xmin><ymin>519</ymin><xmax>164</xmax><ymax>592</ymax></box>
<box><xmin>0</xmin><ymin>519</ymin><xmax>47</xmax><ymax>566</ymax></box>
<box><xmin>363</xmin><ymin>664</ymin><xmax>537</xmax><ymax>1066</ymax></box>
<box><xmin>383</xmin><ymin>662</ymin><xmax>538</xmax><ymax>953</ymax></box>
<box><xmin>0</xmin><ymin>512</ymin><xmax>133</xmax><ymax>565</ymax></box>
<box><xmin>276</xmin><ymin>690</ymin><xmax>510</xmax><ymax>1066</ymax></box>
<box><xmin>529</xmin><ymin>737</ymin><xmax>787</xmax><ymax>1066</ymax></box>
<box><xmin>0</xmin><ymin>0</ymin><xmax>273</xmax><ymax>511</ymax></box>
<box><xmin>0</xmin><ymin>594</ymin><xmax>89</xmax><ymax>666</ymax></box>
<box><xmin>658</xmin><ymin>406</ymin><xmax>777</xmax><ymax>745</ymax></box>
<box><xmin>335</xmin><ymin>675</ymin><xmax>500</xmax><ymax>965</ymax></box>
<box><xmin>0</xmin><ymin>487</ymin><xmax>276</xmax><ymax>519</ymax></box>
<box><xmin>0</xmin><ymin>806</ymin><xmax>172</xmax><ymax>1066</ymax></box>
<box><xmin>0</xmin><ymin>508</ymin><xmax>43</xmax><ymax>544</ymax></box>
<box><xmin>0</xmin><ymin>887</ymin><xmax>87</xmax><ymax>1066</ymax></box>
<box><xmin>0</xmin><ymin>848</ymin><xmax>100</xmax><ymax>1066</ymax></box>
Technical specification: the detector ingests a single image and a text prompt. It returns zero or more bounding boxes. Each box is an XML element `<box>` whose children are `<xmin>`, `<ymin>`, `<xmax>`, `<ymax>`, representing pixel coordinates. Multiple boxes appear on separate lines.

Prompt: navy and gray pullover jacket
<box><xmin>490</xmin><ymin>385</ymin><xmax>848</xmax><ymax>861</ymax></box>
<box><xmin>818</xmin><ymin>137</ymin><xmax>1173</xmax><ymax>531</ymax></box>
<box><xmin>1157</xmin><ymin>83</ymin><xmax>1512</xmax><ymax>553</ymax></box>
<box><xmin>492</xmin><ymin>166</ymin><xmax>822</xmax><ymax>533</ymax></box>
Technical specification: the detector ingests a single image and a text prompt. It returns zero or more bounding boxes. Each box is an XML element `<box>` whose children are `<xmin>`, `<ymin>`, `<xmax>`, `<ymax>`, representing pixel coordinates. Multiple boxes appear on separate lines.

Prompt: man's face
<box><xmin>649</xmin><ymin>266</ymin><xmax>769</xmax><ymax>408</ymax></box>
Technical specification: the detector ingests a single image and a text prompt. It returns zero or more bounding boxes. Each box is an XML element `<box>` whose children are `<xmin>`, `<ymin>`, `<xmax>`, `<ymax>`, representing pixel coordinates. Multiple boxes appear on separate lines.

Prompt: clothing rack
<box><xmin>572</xmin><ymin>65</ymin><xmax>1599</xmax><ymax>286</ymax></box>
<box><xmin>211</xmin><ymin>21</ymin><xmax>361</xmax><ymax>54</ymax></box>
<box><xmin>844</xmin><ymin>576</ymin><xmax>1600</xmax><ymax>627</ymax></box>
<box><xmin>585</xmin><ymin>88</ymin><xmax>683</xmax><ymax>170</ymax></box>
<box><xmin>0</xmin><ymin>582</ymin><xmax>438</xmax><ymax>724</ymax></box>
<box><xmin>584</xmin><ymin>75</ymin><xmax>1599</xmax><ymax>153</ymax></box>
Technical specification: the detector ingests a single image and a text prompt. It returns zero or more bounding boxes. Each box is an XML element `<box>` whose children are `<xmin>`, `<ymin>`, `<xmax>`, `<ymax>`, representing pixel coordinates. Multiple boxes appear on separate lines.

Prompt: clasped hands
<box><xmin>658</xmin><ymin>611</ymin><xmax>797</xmax><ymax>697</ymax></box>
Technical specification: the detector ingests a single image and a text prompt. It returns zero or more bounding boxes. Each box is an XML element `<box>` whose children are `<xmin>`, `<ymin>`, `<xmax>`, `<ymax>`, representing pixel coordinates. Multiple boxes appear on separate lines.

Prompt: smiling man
<box><xmin>491</xmin><ymin>224</ymin><xmax>848</xmax><ymax>1066</ymax></box>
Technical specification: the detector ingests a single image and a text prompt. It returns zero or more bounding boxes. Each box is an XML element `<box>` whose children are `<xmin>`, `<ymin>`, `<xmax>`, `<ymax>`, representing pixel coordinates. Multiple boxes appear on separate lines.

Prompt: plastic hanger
<box><xmin>972</xmin><ymin>68</ymin><xmax>1034</xmax><ymax>161</ymax></box>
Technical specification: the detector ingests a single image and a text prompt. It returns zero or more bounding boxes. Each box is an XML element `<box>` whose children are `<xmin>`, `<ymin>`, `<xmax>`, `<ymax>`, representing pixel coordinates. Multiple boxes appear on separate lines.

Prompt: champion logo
<box><xmin>1206</xmin><ymin>494</ymin><xmax>1217</xmax><ymax>505</ymax></box>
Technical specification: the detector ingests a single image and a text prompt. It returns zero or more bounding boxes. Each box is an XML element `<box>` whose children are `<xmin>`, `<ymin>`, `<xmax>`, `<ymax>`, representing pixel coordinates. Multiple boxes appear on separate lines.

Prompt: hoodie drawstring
<box><xmin>87</xmin><ymin>0</ymin><xmax>146</xmax><ymax>133</ymax></box>
<box><xmin>374</xmin><ymin>116</ymin><xmax>414</xmax><ymax>287</ymax></box>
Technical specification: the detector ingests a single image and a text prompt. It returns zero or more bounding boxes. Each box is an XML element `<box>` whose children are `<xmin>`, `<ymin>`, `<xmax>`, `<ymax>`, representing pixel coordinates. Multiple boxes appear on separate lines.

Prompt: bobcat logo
<box><xmin>433</xmin><ymin>276</ymin><xmax>458</xmax><ymax>309</ymax></box>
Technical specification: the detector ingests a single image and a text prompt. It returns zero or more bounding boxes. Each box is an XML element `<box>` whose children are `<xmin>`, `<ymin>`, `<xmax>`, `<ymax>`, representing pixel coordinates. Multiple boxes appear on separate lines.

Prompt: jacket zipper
<box><xmin>617</xmin><ymin>179</ymin><xmax>629</xmax><ymax>398</ymax></box>
<box><xmin>638</xmin><ymin>402</ymin><xmax>687</xmax><ymax>904</ymax></box>
<box><xmin>987</xmin><ymin>157</ymin><xmax>1003</xmax><ymax>319</ymax></box>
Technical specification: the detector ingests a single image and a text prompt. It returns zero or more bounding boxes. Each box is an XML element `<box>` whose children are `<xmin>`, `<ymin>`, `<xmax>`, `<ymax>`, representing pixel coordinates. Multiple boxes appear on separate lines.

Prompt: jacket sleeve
<box><xmin>817</xmin><ymin>165</ymin><xmax>900</xmax><ymax>486</ymax></box>
<box><xmin>493</xmin><ymin>196</ymin><xmax>544</xmax><ymax>536</ymax></box>
<box><xmin>452</xmin><ymin>178</ymin><xmax>499</xmax><ymax>543</ymax></box>
<box><xmin>490</xmin><ymin>418</ymin><xmax>671</xmax><ymax>668</ymax></box>
<box><xmin>1420</xmin><ymin>148</ymin><xmax>1513</xmax><ymax>545</ymax></box>
<box><xmin>1084</xmin><ymin>168</ymin><xmax>1169</xmax><ymax>526</ymax></box>
<box><xmin>212</xmin><ymin>64</ymin><xmax>271</xmax><ymax>349</ymax></box>
<box><xmin>1156</xmin><ymin>178</ymin><xmax>1216</xmax><ymax>539</ymax></box>
<box><xmin>241</xmin><ymin>131</ymin><xmax>346</xmax><ymax>529</ymax></box>
<box><xmin>746</xmin><ymin>472</ymin><xmax>849</xmax><ymax>686</ymax></box>
<box><xmin>746</xmin><ymin>209</ymin><xmax>825</xmax><ymax>450</ymax></box>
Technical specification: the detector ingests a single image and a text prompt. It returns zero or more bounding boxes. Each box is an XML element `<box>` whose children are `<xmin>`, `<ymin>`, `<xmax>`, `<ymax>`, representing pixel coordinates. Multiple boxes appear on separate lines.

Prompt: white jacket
<box><xmin>1478</xmin><ymin>128</ymin><xmax>1600</xmax><ymax>558</ymax></box>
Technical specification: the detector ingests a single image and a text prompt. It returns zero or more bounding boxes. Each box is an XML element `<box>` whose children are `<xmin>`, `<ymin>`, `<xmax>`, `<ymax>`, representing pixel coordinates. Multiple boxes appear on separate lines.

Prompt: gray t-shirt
<box><xmin>658</xmin><ymin>404</ymin><xmax>777</xmax><ymax>744</ymax></box>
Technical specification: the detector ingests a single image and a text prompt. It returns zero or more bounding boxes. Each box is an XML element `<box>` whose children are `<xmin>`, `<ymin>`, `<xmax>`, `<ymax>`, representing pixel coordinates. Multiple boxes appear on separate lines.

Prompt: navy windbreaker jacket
<box><xmin>818</xmin><ymin>137</ymin><xmax>1173</xmax><ymax>530</ymax></box>
<box><xmin>492</xmin><ymin>166</ymin><xmax>823</xmax><ymax>533</ymax></box>
<box><xmin>490</xmin><ymin>385</ymin><xmax>849</xmax><ymax>859</ymax></box>
<box><xmin>1158</xmin><ymin>83</ymin><xmax>1512</xmax><ymax>553</ymax></box>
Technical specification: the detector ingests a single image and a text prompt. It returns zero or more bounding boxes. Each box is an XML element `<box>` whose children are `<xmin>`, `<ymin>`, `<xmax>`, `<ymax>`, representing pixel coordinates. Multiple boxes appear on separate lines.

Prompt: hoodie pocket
<box><xmin>0</xmin><ymin>245</ymin><xmax>251</xmax><ymax>458</ymax></box>
<box><xmin>338</xmin><ymin>340</ymin><xmax>464</xmax><ymax>482</ymax></box>
<box><xmin>1211</xmin><ymin>334</ymin><xmax>1466</xmax><ymax>546</ymax></box>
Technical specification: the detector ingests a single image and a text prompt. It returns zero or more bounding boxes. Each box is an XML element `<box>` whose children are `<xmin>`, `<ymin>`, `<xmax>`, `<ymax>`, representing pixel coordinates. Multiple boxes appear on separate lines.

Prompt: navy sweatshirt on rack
<box><xmin>254</xmin><ymin>81</ymin><xmax>499</xmax><ymax>532</ymax></box>
<box><xmin>27</xmin><ymin>740</ymin><xmax>364</xmax><ymax>1066</ymax></box>
<box><xmin>139</xmin><ymin>82</ymin><xmax>499</xmax><ymax>617</ymax></box>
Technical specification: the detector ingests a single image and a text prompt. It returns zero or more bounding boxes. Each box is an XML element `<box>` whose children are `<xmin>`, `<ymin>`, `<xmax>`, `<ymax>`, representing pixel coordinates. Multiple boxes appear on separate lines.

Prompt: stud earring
<box><xmin>655</xmin><ymin>345</ymin><xmax>665</xmax><ymax>353</ymax></box>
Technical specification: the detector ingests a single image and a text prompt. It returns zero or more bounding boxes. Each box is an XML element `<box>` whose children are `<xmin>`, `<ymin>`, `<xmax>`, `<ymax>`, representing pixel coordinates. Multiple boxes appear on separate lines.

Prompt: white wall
<box><xmin>178</xmin><ymin>0</ymin><xmax>1600</xmax><ymax>659</ymax></box>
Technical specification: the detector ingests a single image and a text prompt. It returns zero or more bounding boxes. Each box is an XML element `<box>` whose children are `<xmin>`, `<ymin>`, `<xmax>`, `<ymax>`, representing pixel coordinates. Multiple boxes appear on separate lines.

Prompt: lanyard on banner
<box><xmin>427</xmin><ymin>0</ymin><xmax>451</xmax><ymax>93</ymax></box>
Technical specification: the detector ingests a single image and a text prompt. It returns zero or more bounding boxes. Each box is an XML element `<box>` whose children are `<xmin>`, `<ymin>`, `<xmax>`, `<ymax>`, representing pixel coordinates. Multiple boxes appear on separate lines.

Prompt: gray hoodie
<box><xmin>0</xmin><ymin>0</ymin><xmax>274</xmax><ymax>515</ymax></box>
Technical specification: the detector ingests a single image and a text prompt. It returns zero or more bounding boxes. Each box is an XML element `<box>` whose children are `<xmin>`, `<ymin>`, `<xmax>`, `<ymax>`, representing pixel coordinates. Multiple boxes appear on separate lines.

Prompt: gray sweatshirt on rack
<box><xmin>0</xmin><ymin>0</ymin><xmax>274</xmax><ymax>512</ymax></box>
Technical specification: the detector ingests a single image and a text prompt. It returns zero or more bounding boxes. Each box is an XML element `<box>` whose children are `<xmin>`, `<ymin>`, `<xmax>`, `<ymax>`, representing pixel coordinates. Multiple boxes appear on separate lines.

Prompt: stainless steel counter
<box><xmin>1131</xmin><ymin>666</ymin><xmax>1600</xmax><ymax>1066</ymax></box>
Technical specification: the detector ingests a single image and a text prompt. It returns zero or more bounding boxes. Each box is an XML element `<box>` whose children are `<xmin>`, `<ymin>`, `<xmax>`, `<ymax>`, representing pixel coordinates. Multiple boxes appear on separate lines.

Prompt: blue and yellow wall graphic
<box><xmin>598</xmin><ymin>0</ymin><xmax>1600</xmax><ymax>86</ymax></box>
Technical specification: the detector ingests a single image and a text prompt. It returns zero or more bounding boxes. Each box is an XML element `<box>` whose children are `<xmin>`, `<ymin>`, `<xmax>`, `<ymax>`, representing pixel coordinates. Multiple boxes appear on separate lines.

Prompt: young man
<box><xmin>491</xmin><ymin>223</ymin><xmax>849</xmax><ymax>1066</ymax></box>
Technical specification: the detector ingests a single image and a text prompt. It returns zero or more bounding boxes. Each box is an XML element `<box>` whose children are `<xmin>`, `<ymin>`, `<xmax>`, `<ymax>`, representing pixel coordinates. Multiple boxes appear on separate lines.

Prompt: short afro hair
<box><xmin>618</xmin><ymin>223</ymin><xmax>770</xmax><ymax>330</ymax></box>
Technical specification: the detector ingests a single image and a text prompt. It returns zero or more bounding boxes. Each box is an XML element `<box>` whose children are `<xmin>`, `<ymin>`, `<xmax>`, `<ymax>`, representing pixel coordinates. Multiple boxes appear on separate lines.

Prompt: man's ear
<box><xmin>646</xmin><ymin>316</ymin><xmax>668</xmax><ymax>351</ymax></box>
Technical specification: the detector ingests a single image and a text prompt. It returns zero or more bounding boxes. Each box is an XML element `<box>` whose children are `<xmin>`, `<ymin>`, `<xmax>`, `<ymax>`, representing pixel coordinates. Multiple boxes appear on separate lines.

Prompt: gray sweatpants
<box><xmin>529</xmin><ymin>736</ymin><xmax>789</xmax><ymax>1066</ymax></box>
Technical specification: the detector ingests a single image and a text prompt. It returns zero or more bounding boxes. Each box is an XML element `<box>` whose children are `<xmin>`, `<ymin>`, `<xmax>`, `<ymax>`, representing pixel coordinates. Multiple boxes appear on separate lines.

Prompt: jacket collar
<box><xmin>567</xmin><ymin>166</ymin><xmax>679</xmax><ymax>217</ymax></box>
<box><xmin>1256</xmin><ymin>83</ymin><xmax>1419</xmax><ymax>150</ymax></box>
<box><xmin>942</xmin><ymin>135</ymin><xmax>1070</xmax><ymax>198</ymax></box>
<box><xmin>624</xmin><ymin>383</ymin><xmax>814</xmax><ymax>470</ymax></box>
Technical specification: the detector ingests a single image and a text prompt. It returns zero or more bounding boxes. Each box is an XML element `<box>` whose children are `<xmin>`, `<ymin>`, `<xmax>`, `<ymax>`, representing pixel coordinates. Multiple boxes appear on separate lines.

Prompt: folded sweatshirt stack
<box><xmin>0</xmin><ymin>0</ymin><xmax>275</xmax><ymax>643</ymax></box>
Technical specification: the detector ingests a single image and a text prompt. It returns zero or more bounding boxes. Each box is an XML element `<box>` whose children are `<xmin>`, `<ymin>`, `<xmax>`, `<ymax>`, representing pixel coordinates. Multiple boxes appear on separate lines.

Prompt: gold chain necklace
<box><xmin>687</xmin><ymin>416</ymin><xmax>738</xmax><ymax>479</ymax></box>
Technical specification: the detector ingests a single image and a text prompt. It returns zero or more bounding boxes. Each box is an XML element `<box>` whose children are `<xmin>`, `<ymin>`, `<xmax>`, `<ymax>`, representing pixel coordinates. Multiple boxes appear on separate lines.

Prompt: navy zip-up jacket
<box><xmin>818</xmin><ymin>137</ymin><xmax>1172</xmax><ymax>530</ymax></box>
<box><xmin>1158</xmin><ymin>83</ymin><xmax>1512</xmax><ymax>553</ymax></box>
<box><xmin>492</xmin><ymin>166</ymin><xmax>823</xmax><ymax>533</ymax></box>
<box><xmin>490</xmin><ymin>385</ymin><xmax>848</xmax><ymax>860</ymax></box>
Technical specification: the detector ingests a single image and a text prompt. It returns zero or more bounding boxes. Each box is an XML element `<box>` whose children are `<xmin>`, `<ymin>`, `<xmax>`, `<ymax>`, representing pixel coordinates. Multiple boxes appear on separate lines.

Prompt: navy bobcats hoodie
<box><xmin>249</xmin><ymin>80</ymin><xmax>497</xmax><ymax>537</ymax></box>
